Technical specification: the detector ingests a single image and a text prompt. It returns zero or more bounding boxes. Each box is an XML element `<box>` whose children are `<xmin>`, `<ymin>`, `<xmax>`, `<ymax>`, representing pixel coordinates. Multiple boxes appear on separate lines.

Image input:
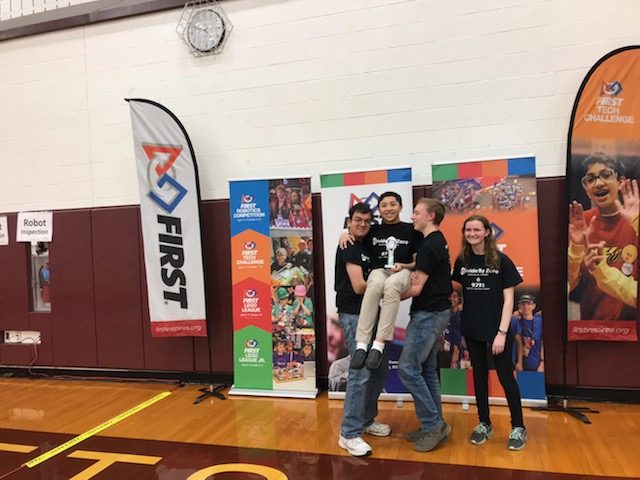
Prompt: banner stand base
<box><xmin>329</xmin><ymin>391</ymin><xmax>412</xmax><ymax>402</ymax></box>
<box><xmin>229</xmin><ymin>385</ymin><xmax>318</xmax><ymax>399</ymax></box>
<box><xmin>531</xmin><ymin>397</ymin><xmax>598</xmax><ymax>424</ymax></box>
<box><xmin>193</xmin><ymin>384</ymin><xmax>226</xmax><ymax>404</ymax></box>
<box><xmin>329</xmin><ymin>391</ymin><xmax>547</xmax><ymax>408</ymax></box>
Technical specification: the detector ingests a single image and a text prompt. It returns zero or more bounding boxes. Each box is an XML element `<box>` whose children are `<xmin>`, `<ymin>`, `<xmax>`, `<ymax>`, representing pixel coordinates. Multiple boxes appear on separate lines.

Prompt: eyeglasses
<box><xmin>581</xmin><ymin>167</ymin><xmax>617</xmax><ymax>187</ymax></box>
<box><xmin>351</xmin><ymin>217</ymin><xmax>372</xmax><ymax>225</ymax></box>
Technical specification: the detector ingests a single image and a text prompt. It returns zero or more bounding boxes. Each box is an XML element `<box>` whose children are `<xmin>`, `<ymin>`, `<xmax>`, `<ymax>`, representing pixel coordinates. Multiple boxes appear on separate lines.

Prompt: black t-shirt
<box><xmin>293</xmin><ymin>250</ymin><xmax>313</xmax><ymax>272</ymax></box>
<box><xmin>452</xmin><ymin>251</ymin><xmax>522</xmax><ymax>342</ymax></box>
<box><xmin>366</xmin><ymin>222</ymin><xmax>422</xmax><ymax>269</ymax></box>
<box><xmin>411</xmin><ymin>231</ymin><xmax>452</xmax><ymax>313</ymax></box>
<box><xmin>271</xmin><ymin>261</ymin><xmax>287</xmax><ymax>273</ymax></box>
<box><xmin>335</xmin><ymin>242</ymin><xmax>371</xmax><ymax>314</ymax></box>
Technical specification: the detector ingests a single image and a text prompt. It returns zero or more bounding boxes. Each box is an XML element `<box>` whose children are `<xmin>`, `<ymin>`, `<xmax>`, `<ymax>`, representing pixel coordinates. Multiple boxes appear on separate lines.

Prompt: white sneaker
<box><xmin>365</xmin><ymin>421</ymin><xmax>391</xmax><ymax>437</ymax></box>
<box><xmin>338</xmin><ymin>435</ymin><xmax>372</xmax><ymax>456</ymax></box>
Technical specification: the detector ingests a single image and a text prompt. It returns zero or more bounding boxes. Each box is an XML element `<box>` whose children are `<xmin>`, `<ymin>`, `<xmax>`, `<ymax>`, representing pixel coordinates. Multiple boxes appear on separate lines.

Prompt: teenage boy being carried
<box><xmin>341</xmin><ymin>191</ymin><xmax>422</xmax><ymax>370</ymax></box>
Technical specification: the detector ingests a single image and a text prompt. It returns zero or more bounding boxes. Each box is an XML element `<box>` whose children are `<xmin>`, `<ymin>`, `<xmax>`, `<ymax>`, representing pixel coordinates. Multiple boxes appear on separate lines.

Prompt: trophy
<box><xmin>384</xmin><ymin>236</ymin><xmax>398</xmax><ymax>268</ymax></box>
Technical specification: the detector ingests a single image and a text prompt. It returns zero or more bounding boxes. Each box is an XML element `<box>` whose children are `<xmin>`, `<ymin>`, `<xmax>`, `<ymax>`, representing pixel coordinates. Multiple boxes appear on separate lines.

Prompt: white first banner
<box><xmin>16</xmin><ymin>211</ymin><xmax>53</xmax><ymax>243</ymax></box>
<box><xmin>128</xmin><ymin>98</ymin><xmax>207</xmax><ymax>337</ymax></box>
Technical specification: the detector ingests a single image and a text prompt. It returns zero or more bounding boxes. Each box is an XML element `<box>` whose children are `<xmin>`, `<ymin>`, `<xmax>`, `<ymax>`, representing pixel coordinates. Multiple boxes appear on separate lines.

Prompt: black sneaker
<box><xmin>350</xmin><ymin>349</ymin><xmax>367</xmax><ymax>369</ymax></box>
<box><xmin>365</xmin><ymin>349</ymin><xmax>383</xmax><ymax>370</ymax></box>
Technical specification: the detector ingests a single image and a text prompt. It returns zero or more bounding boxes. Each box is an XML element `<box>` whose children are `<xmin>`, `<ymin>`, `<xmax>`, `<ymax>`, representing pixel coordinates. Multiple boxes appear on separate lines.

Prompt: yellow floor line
<box><xmin>24</xmin><ymin>391</ymin><xmax>171</xmax><ymax>469</ymax></box>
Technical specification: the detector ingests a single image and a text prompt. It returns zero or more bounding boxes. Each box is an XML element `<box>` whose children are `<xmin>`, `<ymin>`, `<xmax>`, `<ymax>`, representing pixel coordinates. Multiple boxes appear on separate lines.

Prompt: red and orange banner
<box><xmin>433</xmin><ymin>157</ymin><xmax>546</xmax><ymax>402</ymax></box>
<box><xmin>567</xmin><ymin>47</ymin><xmax>640</xmax><ymax>341</ymax></box>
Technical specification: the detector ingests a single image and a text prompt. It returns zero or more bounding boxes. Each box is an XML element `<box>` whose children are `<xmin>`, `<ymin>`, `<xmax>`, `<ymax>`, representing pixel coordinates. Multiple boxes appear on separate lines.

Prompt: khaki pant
<box><xmin>356</xmin><ymin>268</ymin><xmax>411</xmax><ymax>343</ymax></box>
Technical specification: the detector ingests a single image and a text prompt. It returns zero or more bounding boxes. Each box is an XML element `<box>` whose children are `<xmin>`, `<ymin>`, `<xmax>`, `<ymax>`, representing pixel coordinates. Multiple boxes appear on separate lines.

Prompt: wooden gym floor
<box><xmin>0</xmin><ymin>377</ymin><xmax>638</xmax><ymax>479</ymax></box>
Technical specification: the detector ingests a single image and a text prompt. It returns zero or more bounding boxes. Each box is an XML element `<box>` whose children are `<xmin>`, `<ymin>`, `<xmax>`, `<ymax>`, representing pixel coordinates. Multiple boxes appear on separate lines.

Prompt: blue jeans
<box><xmin>398</xmin><ymin>309</ymin><xmax>449</xmax><ymax>432</ymax></box>
<box><xmin>339</xmin><ymin>312</ymin><xmax>388</xmax><ymax>439</ymax></box>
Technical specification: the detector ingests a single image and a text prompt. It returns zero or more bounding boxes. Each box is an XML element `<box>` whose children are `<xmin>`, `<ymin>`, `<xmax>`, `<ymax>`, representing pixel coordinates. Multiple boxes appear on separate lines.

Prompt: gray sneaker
<box><xmin>508</xmin><ymin>427</ymin><xmax>527</xmax><ymax>450</ymax></box>
<box><xmin>415</xmin><ymin>421</ymin><xmax>452</xmax><ymax>452</ymax></box>
<box><xmin>405</xmin><ymin>421</ymin><xmax>451</xmax><ymax>443</ymax></box>
<box><xmin>439</xmin><ymin>421</ymin><xmax>452</xmax><ymax>443</ymax></box>
<box><xmin>404</xmin><ymin>428</ymin><xmax>422</xmax><ymax>442</ymax></box>
<box><xmin>470</xmin><ymin>422</ymin><xmax>493</xmax><ymax>445</ymax></box>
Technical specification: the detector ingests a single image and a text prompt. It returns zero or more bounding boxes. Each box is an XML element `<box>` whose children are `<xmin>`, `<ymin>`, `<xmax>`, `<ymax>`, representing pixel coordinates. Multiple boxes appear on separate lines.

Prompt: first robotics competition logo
<box><xmin>490</xmin><ymin>222</ymin><xmax>525</xmax><ymax>278</ymax></box>
<box><xmin>491</xmin><ymin>222</ymin><xmax>504</xmax><ymax>241</ymax></box>
<box><xmin>602</xmin><ymin>81</ymin><xmax>623</xmax><ymax>96</ymax></box>
<box><xmin>233</xmin><ymin>193</ymin><xmax>266</xmax><ymax>221</ymax></box>
<box><xmin>343</xmin><ymin>192</ymin><xmax>380</xmax><ymax>227</ymax></box>
<box><xmin>143</xmin><ymin>144</ymin><xmax>188</xmax><ymax>214</ymax></box>
<box><xmin>350</xmin><ymin>192</ymin><xmax>380</xmax><ymax>214</ymax></box>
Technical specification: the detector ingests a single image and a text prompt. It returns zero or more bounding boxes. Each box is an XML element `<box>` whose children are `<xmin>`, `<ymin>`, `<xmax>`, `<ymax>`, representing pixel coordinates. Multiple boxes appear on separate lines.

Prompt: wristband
<box><xmin>497</xmin><ymin>329</ymin><xmax>508</xmax><ymax>335</ymax></box>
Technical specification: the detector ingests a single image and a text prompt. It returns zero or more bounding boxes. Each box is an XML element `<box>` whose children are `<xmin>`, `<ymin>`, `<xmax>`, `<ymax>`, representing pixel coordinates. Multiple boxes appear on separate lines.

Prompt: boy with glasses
<box><xmin>335</xmin><ymin>203</ymin><xmax>390</xmax><ymax>456</ymax></box>
<box><xmin>568</xmin><ymin>152</ymin><xmax>639</xmax><ymax>321</ymax></box>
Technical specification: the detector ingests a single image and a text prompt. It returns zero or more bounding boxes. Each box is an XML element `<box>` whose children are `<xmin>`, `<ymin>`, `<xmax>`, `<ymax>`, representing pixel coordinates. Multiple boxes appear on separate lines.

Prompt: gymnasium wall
<box><xmin>1</xmin><ymin>0</ymin><xmax>640</xmax><ymax>212</ymax></box>
<box><xmin>1</xmin><ymin>179</ymin><xmax>640</xmax><ymax>390</ymax></box>
<box><xmin>2</xmin><ymin>1</ymin><xmax>640</xmax><ymax>391</ymax></box>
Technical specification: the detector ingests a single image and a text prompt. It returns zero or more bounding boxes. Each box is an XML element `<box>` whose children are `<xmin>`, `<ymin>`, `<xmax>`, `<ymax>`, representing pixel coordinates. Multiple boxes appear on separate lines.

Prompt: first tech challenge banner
<box><xmin>432</xmin><ymin>157</ymin><xmax>547</xmax><ymax>405</ymax></box>
<box><xmin>128</xmin><ymin>98</ymin><xmax>208</xmax><ymax>338</ymax></box>
<box><xmin>229</xmin><ymin>177</ymin><xmax>317</xmax><ymax>399</ymax></box>
<box><xmin>567</xmin><ymin>46</ymin><xmax>640</xmax><ymax>342</ymax></box>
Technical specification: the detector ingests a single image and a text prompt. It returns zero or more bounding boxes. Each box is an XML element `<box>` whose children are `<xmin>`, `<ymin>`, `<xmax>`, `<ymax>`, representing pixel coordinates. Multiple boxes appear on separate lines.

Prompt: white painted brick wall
<box><xmin>1</xmin><ymin>0</ymin><xmax>640</xmax><ymax>211</ymax></box>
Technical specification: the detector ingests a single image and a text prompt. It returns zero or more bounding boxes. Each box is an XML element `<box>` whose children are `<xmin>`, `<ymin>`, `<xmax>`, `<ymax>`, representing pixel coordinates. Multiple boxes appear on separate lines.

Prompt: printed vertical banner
<box><xmin>432</xmin><ymin>157</ymin><xmax>546</xmax><ymax>403</ymax></box>
<box><xmin>567</xmin><ymin>47</ymin><xmax>640</xmax><ymax>342</ymax></box>
<box><xmin>0</xmin><ymin>216</ymin><xmax>10</xmax><ymax>246</ymax></box>
<box><xmin>321</xmin><ymin>167</ymin><xmax>413</xmax><ymax>396</ymax></box>
<box><xmin>229</xmin><ymin>177</ymin><xmax>317</xmax><ymax>398</ymax></box>
<box><xmin>127</xmin><ymin>99</ymin><xmax>207</xmax><ymax>338</ymax></box>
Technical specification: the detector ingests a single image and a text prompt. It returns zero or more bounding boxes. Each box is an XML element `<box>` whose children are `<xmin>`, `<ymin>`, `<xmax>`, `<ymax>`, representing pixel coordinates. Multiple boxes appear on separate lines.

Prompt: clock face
<box><xmin>187</xmin><ymin>9</ymin><xmax>225</xmax><ymax>53</ymax></box>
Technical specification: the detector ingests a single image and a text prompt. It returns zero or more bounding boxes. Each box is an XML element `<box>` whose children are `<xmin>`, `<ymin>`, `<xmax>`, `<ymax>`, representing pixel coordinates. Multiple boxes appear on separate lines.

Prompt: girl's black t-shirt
<box><xmin>452</xmin><ymin>251</ymin><xmax>522</xmax><ymax>341</ymax></box>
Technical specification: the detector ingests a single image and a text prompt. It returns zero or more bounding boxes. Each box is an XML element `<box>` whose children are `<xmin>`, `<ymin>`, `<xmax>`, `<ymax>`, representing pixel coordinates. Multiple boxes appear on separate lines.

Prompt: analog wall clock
<box><xmin>186</xmin><ymin>8</ymin><xmax>225</xmax><ymax>53</ymax></box>
<box><xmin>177</xmin><ymin>2</ymin><xmax>233</xmax><ymax>57</ymax></box>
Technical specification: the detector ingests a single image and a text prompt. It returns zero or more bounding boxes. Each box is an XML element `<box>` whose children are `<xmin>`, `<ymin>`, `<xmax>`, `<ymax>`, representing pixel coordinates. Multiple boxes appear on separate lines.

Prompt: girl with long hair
<box><xmin>451</xmin><ymin>214</ymin><xmax>527</xmax><ymax>451</ymax></box>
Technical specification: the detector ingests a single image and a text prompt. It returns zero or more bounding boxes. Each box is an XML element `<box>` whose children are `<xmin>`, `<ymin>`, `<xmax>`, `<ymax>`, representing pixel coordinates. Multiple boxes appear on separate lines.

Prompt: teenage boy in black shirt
<box><xmin>399</xmin><ymin>198</ymin><xmax>452</xmax><ymax>453</ymax></box>
<box><xmin>335</xmin><ymin>203</ymin><xmax>390</xmax><ymax>457</ymax></box>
